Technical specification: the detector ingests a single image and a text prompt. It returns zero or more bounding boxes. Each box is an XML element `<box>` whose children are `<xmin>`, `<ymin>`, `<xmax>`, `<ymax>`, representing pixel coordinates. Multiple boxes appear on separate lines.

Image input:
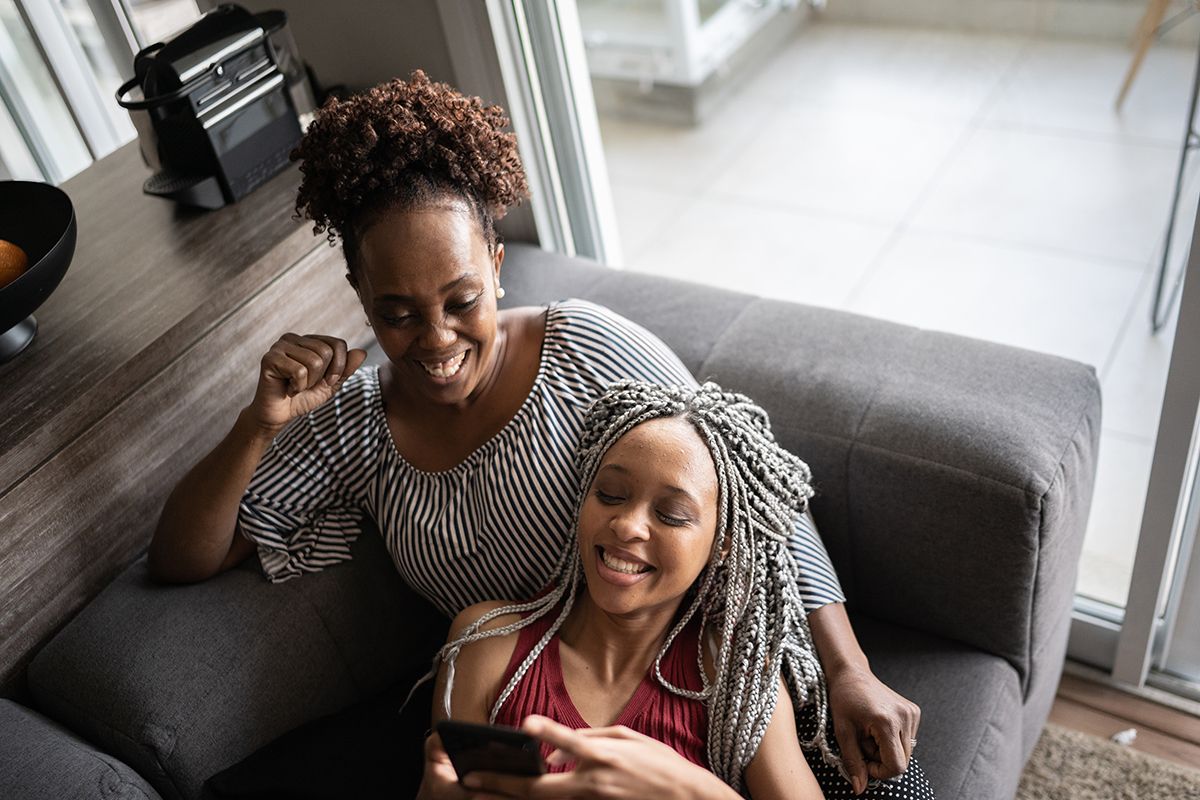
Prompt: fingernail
<box><xmin>462</xmin><ymin>775</ymin><xmax>481</xmax><ymax>789</ymax></box>
<box><xmin>327</xmin><ymin>374</ymin><xmax>341</xmax><ymax>386</ymax></box>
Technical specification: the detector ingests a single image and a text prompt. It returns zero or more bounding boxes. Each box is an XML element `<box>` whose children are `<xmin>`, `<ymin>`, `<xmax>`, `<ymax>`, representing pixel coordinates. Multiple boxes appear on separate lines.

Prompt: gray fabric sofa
<box><xmin>4</xmin><ymin>243</ymin><xmax>1101</xmax><ymax>800</ymax></box>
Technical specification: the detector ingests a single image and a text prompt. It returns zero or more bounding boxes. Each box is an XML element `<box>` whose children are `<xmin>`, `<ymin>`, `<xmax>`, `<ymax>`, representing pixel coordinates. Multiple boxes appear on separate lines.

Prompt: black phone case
<box><xmin>435</xmin><ymin>719</ymin><xmax>547</xmax><ymax>779</ymax></box>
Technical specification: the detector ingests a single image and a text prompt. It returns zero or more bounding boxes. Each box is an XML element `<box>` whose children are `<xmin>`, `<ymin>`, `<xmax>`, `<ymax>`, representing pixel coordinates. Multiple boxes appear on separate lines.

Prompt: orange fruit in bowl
<box><xmin>0</xmin><ymin>239</ymin><xmax>29</xmax><ymax>289</ymax></box>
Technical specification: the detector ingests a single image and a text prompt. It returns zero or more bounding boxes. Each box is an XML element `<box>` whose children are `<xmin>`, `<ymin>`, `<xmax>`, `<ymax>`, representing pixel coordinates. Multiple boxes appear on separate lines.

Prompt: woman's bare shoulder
<box><xmin>451</xmin><ymin>599</ymin><xmax>526</xmax><ymax>639</ymax></box>
<box><xmin>448</xmin><ymin>600</ymin><xmax>529</xmax><ymax>673</ymax></box>
<box><xmin>439</xmin><ymin>600</ymin><xmax>527</xmax><ymax>720</ymax></box>
<box><xmin>498</xmin><ymin>304</ymin><xmax>549</xmax><ymax>339</ymax></box>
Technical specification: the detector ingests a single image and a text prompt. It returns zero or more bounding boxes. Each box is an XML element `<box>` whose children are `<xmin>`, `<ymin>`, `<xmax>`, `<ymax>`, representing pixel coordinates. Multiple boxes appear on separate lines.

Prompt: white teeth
<box><xmin>601</xmin><ymin>548</ymin><xmax>652</xmax><ymax>575</ymax></box>
<box><xmin>420</xmin><ymin>351</ymin><xmax>465</xmax><ymax>378</ymax></box>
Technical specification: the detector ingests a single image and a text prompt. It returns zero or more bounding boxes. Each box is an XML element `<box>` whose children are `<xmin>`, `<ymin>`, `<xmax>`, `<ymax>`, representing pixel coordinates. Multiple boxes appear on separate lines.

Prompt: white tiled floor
<box><xmin>596</xmin><ymin>21</ymin><xmax>1194</xmax><ymax>608</ymax></box>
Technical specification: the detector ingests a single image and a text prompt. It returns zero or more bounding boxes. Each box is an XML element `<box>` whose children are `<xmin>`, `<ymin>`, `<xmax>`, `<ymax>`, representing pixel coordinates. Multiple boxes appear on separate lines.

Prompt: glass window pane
<box><xmin>57</xmin><ymin>0</ymin><xmax>136</xmax><ymax>135</ymax></box>
<box><xmin>0</xmin><ymin>93</ymin><xmax>43</xmax><ymax>181</ymax></box>
<box><xmin>126</xmin><ymin>0</ymin><xmax>200</xmax><ymax>45</ymax></box>
<box><xmin>0</xmin><ymin>0</ymin><xmax>91</xmax><ymax>182</ymax></box>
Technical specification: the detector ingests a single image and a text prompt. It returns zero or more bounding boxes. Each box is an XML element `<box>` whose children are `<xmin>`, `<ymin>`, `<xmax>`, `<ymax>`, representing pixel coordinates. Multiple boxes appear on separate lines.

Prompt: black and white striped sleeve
<box><xmin>553</xmin><ymin>300</ymin><xmax>699</xmax><ymax>392</ymax></box>
<box><xmin>788</xmin><ymin>508</ymin><xmax>846</xmax><ymax>612</ymax></box>
<box><xmin>237</xmin><ymin>372</ymin><xmax>378</xmax><ymax>582</ymax></box>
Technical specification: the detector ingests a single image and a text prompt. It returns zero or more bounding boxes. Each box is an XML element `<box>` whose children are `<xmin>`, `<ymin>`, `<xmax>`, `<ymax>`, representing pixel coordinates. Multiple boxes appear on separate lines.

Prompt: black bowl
<box><xmin>0</xmin><ymin>181</ymin><xmax>77</xmax><ymax>362</ymax></box>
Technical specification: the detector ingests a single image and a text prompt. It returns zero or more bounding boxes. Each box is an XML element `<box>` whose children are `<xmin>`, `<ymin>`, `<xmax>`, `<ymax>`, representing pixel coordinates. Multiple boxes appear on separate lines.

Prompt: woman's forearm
<box><xmin>807</xmin><ymin>602</ymin><xmax>871</xmax><ymax>680</ymax></box>
<box><xmin>683</xmin><ymin>767</ymin><xmax>746</xmax><ymax>800</ymax></box>
<box><xmin>147</xmin><ymin>407</ymin><xmax>278</xmax><ymax>583</ymax></box>
<box><xmin>808</xmin><ymin>600</ymin><xmax>922</xmax><ymax>792</ymax></box>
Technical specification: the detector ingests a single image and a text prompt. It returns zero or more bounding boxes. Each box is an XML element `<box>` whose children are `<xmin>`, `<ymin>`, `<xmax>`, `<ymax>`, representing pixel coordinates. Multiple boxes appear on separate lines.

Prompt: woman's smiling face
<box><xmin>354</xmin><ymin>201</ymin><xmax>503</xmax><ymax>407</ymax></box>
<box><xmin>577</xmin><ymin>416</ymin><xmax>720</xmax><ymax>619</ymax></box>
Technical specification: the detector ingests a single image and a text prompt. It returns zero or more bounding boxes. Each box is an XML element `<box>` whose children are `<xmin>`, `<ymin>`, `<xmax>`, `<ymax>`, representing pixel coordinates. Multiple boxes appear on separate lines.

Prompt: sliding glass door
<box><xmin>1158</xmin><ymin>468</ymin><xmax>1200</xmax><ymax>698</ymax></box>
<box><xmin>1112</xmin><ymin>231</ymin><xmax>1200</xmax><ymax>694</ymax></box>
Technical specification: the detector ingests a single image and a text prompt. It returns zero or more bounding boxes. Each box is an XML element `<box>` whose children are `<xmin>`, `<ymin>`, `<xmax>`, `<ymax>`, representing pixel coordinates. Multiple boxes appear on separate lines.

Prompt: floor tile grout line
<box><xmin>975</xmin><ymin>118</ymin><xmax>1183</xmax><ymax>150</ymax></box>
<box><xmin>1097</xmin><ymin>265</ymin><xmax>1154</xmax><ymax>384</ymax></box>
<box><xmin>607</xmin><ymin>90</ymin><xmax>785</xmax><ymax>265</ymax></box>
<box><xmin>905</xmin><ymin>224</ymin><xmax>1154</xmax><ymax>272</ymax></box>
<box><xmin>715</xmin><ymin>30</ymin><xmax>1184</xmax><ymax>275</ymax></box>
<box><xmin>844</xmin><ymin>127</ymin><xmax>980</xmax><ymax>305</ymax></box>
<box><xmin>700</xmin><ymin>187</ymin><xmax>902</xmax><ymax>229</ymax></box>
<box><xmin>735</xmin><ymin>89</ymin><xmax>1010</xmax><ymax>129</ymax></box>
<box><xmin>685</xmin><ymin>176</ymin><xmax>1155</xmax><ymax>275</ymax></box>
<box><xmin>691</xmin><ymin>71</ymin><xmax>803</xmax><ymax>199</ymax></box>
<box><xmin>1092</xmin><ymin>145</ymin><xmax>1200</xmax><ymax>373</ymax></box>
<box><xmin>1101</xmin><ymin>427</ymin><xmax>1157</xmax><ymax>446</ymax></box>
<box><xmin>971</xmin><ymin>33</ymin><xmax>1195</xmax><ymax>150</ymax></box>
<box><xmin>619</xmin><ymin>189</ymin><xmax>704</xmax><ymax>268</ymax></box>
<box><xmin>891</xmin><ymin>33</ymin><xmax>1178</xmax><ymax>273</ymax></box>
<box><xmin>602</xmin><ymin>74</ymin><xmax>802</xmax><ymax>216</ymax></box>
<box><xmin>839</xmin><ymin>40</ymin><xmax>1027</xmax><ymax>309</ymax></box>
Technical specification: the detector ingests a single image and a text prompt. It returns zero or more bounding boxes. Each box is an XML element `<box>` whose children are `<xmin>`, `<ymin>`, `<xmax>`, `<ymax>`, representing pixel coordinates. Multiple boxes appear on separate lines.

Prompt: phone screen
<box><xmin>435</xmin><ymin>719</ymin><xmax>547</xmax><ymax>779</ymax></box>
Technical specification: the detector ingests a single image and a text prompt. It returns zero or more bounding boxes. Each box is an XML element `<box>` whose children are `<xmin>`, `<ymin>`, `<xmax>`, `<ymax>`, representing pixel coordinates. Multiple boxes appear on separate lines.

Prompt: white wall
<box><xmin>198</xmin><ymin>0</ymin><xmax>538</xmax><ymax>243</ymax></box>
<box><xmin>201</xmin><ymin>0</ymin><xmax>457</xmax><ymax>90</ymax></box>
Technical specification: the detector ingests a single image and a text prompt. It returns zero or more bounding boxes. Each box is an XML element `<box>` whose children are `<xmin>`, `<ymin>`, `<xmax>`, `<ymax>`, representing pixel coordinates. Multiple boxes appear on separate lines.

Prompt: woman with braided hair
<box><xmin>421</xmin><ymin>380</ymin><xmax>933</xmax><ymax>800</ymax></box>
<box><xmin>149</xmin><ymin>70</ymin><xmax>925</xmax><ymax>797</ymax></box>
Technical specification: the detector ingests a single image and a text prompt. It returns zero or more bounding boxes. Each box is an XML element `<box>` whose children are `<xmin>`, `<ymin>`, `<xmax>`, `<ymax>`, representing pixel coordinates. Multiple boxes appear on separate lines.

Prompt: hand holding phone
<box><xmin>435</xmin><ymin>719</ymin><xmax>547</xmax><ymax>781</ymax></box>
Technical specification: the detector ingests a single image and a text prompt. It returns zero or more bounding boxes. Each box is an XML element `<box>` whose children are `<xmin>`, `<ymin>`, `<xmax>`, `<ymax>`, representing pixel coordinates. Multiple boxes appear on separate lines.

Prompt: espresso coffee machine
<box><xmin>116</xmin><ymin>4</ymin><xmax>307</xmax><ymax>210</ymax></box>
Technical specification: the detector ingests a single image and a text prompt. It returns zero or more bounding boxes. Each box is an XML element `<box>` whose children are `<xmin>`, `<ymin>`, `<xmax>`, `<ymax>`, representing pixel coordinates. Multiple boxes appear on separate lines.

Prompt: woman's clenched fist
<box><xmin>249</xmin><ymin>333</ymin><xmax>368</xmax><ymax>433</ymax></box>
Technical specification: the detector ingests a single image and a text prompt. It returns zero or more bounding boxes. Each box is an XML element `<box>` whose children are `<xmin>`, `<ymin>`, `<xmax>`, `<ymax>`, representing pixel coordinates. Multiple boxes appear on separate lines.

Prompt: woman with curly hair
<box><xmin>420</xmin><ymin>381</ymin><xmax>933</xmax><ymax>800</ymax></box>
<box><xmin>149</xmin><ymin>71</ymin><xmax>922</xmax><ymax>797</ymax></box>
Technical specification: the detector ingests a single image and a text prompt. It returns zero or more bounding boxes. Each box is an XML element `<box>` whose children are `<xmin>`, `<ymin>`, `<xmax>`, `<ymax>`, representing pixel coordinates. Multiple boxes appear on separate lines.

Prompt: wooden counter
<box><xmin>0</xmin><ymin>143</ymin><xmax>370</xmax><ymax>695</ymax></box>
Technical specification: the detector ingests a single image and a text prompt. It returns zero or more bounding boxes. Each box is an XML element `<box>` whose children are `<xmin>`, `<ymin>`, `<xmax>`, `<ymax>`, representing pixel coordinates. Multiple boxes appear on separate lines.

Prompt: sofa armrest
<box><xmin>28</xmin><ymin>528</ymin><xmax>445</xmax><ymax>800</ymax></box>
<box><xmin>0</xmin><ymin>699</ymin><xmax>163</xmax><ymax>800</ymax></box>
<box><xmin>697</xmin><ymin>299</ymin><xmax>1101</xmax><ymax>697</ymax></box>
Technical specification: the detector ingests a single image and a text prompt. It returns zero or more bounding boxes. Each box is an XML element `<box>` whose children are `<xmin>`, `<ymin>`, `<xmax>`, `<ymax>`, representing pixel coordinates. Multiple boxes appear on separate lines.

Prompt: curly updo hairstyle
<box><xmin>291</xmin><ymin>70</ymin><xmax>530</xmax><ymax>275</ymax></box>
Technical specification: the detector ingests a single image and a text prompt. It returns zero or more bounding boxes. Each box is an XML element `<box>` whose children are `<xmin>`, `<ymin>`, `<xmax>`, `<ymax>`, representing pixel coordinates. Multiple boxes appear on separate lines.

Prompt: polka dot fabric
<box><xmin>797</xmin><ymin>704</ymin><xmax>937</xmax><ymax>799</ymax></box>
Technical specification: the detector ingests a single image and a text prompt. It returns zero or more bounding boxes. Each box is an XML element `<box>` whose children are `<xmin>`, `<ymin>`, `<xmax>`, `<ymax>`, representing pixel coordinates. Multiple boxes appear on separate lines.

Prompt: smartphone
<box><xmin>435</xmin><ymin>719</ymin><xmax>547</xmax><ymax>780</ymax></box>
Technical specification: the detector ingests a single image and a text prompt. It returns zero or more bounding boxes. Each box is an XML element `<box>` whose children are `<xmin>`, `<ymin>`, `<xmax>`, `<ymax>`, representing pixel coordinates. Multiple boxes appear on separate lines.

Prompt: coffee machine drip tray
<box><xmin>143</xmin><ymin>171</ymin><xmax>224</xmax><ymax>211</ymax></box>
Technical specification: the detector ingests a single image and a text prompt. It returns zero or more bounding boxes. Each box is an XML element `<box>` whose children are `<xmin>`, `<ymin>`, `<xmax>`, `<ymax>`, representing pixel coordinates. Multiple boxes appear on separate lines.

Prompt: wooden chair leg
<box><xmin>1117</xmin><ymin>0</ymin><xmax>1174</xmax><ymax>111</ymax></box>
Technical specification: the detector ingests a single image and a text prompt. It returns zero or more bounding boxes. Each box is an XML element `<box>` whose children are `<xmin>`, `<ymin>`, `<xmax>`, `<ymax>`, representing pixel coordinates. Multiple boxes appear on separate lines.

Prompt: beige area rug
<box><xmin>1017</xmin><ymin>723</ymin><xmax>1200</xmax><ymax>799</ymax></box>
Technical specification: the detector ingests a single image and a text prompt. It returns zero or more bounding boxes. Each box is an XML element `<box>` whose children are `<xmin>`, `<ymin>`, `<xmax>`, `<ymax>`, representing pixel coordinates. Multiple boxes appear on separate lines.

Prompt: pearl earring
<box><xmin>496</xmin><ymin>286</ymin><xmax>506</xmax><ymax>299</ymax></box>
<box><xmin>365</xmin><ymin>319</ymin><xmax>372</xmax><ymax>327</ymax></box>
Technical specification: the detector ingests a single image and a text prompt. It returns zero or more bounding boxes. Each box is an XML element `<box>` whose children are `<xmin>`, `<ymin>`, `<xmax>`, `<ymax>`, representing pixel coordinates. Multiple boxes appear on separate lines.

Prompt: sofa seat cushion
<box><xmin>0</xmin><ymin>699</ymin><xmax>162</xmax><ymax>800</ymax></box>
<box><xmin>850</xmin><ymin>614</ymin><xmax>1025</xmax><ymax>800</ymax></box>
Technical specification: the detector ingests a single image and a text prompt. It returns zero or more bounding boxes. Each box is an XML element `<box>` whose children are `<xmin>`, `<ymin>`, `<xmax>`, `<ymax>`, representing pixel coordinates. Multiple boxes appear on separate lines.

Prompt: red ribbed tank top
<box><xmin>493</xmin><ymin>609</ymin><xmax>708</xmax><ymax>772</ymax></box>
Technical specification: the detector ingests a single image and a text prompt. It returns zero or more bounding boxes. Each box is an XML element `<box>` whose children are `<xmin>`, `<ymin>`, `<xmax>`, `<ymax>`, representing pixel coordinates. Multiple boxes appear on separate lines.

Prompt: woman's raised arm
<box><xmin>146</xmin><ymin>334</ymin><xmax>365</xmax><ymax>583</ymax></box>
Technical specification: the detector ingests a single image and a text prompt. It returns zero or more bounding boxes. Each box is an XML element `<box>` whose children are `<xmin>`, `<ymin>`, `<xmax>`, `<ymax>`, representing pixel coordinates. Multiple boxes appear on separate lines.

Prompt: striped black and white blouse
<box><xmin>238</xmin><ymin>299</ymin><xmax>845</xmax><ymax>618</ymax></box>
